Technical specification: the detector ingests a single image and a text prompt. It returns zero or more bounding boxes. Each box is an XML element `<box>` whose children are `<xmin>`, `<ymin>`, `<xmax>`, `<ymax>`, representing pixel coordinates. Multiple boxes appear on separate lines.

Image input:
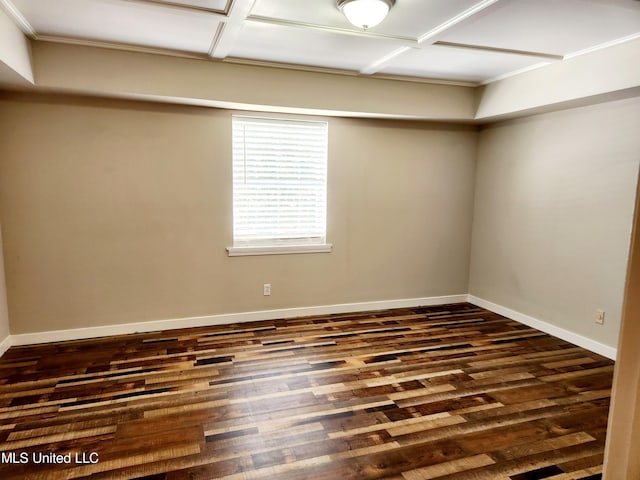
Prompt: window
<box><xmin>227</xmin><ymin>115</ymin><xmax>331</xmax><ymax>256</ymax></box>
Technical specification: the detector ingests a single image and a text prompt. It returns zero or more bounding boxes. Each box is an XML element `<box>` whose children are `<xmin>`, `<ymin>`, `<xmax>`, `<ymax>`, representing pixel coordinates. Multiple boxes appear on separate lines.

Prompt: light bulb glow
<box><xmin>338</xmin><ymin>0</ymin><xmax>393</xmax><ymax>30</ymax></box>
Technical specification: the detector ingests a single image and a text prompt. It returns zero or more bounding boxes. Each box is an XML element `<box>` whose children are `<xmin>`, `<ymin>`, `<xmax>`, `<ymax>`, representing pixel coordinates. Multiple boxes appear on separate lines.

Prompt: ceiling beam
<box><xmin>31</xmin><ymin>41</ymin><xmax>478</xmax><ymax>121</ymax></box>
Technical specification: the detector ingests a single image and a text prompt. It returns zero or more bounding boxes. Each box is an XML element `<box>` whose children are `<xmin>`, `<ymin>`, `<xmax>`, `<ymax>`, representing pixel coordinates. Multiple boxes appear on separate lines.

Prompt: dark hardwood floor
<box><xmin>0</xmin><ymin>303</ymin><xmax>613</xmax><ymax>479</ymax></box>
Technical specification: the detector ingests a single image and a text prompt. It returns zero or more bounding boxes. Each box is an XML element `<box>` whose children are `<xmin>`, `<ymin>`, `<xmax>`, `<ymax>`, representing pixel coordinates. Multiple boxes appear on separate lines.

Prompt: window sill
<box><xmin>226</xmin><ymin>244</ymin><xmax>333</xmax><ymax>257</ymax></box>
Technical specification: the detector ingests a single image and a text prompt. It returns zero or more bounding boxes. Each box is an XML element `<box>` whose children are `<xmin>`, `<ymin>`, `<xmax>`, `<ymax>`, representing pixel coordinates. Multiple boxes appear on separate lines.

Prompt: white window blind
<box><xmin>231</xmin><ymin>116</ymin><xmax>328</xmax><ymax>250</ymax></box>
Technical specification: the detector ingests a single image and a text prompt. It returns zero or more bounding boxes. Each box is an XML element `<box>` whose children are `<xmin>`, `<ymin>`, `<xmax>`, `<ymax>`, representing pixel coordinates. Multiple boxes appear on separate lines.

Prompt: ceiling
<box><xmin>2</xmin><ymin>0</ymin><xmax>640</xmax><ymax>85</ymax></box>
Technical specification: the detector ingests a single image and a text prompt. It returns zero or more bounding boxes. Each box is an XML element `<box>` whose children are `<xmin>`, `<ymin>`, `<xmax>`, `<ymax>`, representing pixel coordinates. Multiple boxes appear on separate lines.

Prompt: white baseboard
<box><xmin>0</xmin><ymin>334</ymin><xmax>11</xmax><ymax>357</ymax></box>
<box><xmin>467</xmin><ymin>295</ymin><xmax>617</xmax><ymax>360</ymax></box>
<box><xmin>3</xmin><ymin>294</ymin><xmax>617</xmax><ymax>361</ymax></box>
<box><xmin>10</xmin><ymin>294</ymin><xmax>469</xmax><ymax>347</ymax></box>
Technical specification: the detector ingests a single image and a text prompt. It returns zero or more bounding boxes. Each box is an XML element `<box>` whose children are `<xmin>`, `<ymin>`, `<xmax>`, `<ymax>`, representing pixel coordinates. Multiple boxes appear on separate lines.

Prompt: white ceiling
<box><xmin>2</xmin><ymin>0</ymin><xmax>640</xmax><ymax>85</ymax></box>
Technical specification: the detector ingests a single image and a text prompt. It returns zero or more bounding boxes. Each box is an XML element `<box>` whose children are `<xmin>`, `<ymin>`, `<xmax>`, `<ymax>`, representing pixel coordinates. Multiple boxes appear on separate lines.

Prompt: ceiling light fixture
<box><xmin>337</xmin><ymin>0</ymin><xmax>395</xmax><ymax>30</ymax></box>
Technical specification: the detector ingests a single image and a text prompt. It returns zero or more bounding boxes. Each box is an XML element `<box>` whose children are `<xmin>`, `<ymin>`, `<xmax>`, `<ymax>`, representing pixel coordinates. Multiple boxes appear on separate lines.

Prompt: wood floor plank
<box><xmin>0</xmin><ymin>303</ymin><xmax>612</xmax><ymax>479</ymax></box>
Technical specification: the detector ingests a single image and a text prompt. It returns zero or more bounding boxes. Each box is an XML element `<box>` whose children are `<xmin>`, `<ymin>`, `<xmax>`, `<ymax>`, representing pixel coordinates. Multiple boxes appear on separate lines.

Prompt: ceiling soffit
<box><xmin>0</xmin><ymin>0</ymin><xmax>639</xmax><ymax>86</ymax></box>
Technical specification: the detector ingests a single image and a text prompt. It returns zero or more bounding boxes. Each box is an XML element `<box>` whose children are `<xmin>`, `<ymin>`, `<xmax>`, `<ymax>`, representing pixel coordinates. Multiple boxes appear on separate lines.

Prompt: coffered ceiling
<box><xmin>2</xmin><ymin>0</ymin><xmax>640</xmax><ymax>85</ymax></box>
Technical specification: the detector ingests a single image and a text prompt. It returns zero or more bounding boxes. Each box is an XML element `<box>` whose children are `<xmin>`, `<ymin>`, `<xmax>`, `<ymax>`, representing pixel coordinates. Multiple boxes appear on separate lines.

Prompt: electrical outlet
<box><xmin>595</xmin><ymin>309</ymin><xmax>605</xmax><ymax>325</ymax></box>
<box><xmin>263</xmin><ymin>283</ymin><xmax>271</xmax><ymax>296</ymax></box>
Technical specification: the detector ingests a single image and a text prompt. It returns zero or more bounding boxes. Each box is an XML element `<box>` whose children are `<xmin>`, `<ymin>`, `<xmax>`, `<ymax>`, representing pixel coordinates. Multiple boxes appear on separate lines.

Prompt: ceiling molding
<box><xmin>417</xmin><ymin>0</ymin><xmax>501</xmax><ymax>44</ymax></box>
<box><xmin>222</xmin><ymin>56</ymin><xmax>361</xmax><ymax>77</ymax></box>
<box><xmin>370</xmin><ymin>73</ymin><xmax>478</xmax><ymax>88</ymax></box>
<box><xmin>207</xmin><ymin>22</ymin><xmax>227</xmax><ymax>57</ymax></box>
<box><xmin>125</xmin><ymin>0</ymin><xmax>233</xmax><ymax>16</ymax></box>
<box><xmin>481</xmin><ymin>61</ymin><xmax>551</xmax><ymax>85</ymax></box>
<box><xmin>33</xmin><ymin>36</ymin><xmax>210</xmax><ymax>61</ymax></box>
<box><xmin>245</xmin><ymin>15</ymin><xmax>416</xmax><ymax>45</ymax></box>
<box><xmin>564</xmin><ymin>32</ymin><xmax>640</xmax><ymax>60</ymax></box>
<box><xmin>433</xmin><ymin>41</ymin><xmax>564</xmax><ymax>61</ymax></box>
<box><xmin>222</xmin><ymin>55</ymin><xmax>479</xmax><ymax>87</ymax></box>
<box><xmin>0</xmin><ymin>0</ymin><xmax>35</xmax><ymax>36</ymax></box>
<box><xmin>209</xmin><ymin>0</ymin><xmax>257</xmax><ymax>59</ymax></box>
<box><xmin>359</xmin><ymin>46</ymin><xmax>412</xmax><ymax>75</ymax></box>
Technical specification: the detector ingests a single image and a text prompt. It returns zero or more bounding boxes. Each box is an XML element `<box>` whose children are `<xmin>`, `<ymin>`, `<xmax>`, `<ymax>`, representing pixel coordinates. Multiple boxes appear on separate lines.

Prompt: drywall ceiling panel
<box><xmin>11</xmin><ymin>0</ymin><xmax>221</xmax><ymax>53</ymax></box>
<box><xmin>228</xmin><ymin>20</ymin><xmax>401</xmax><ymax>71</ymax></box>
<box><xmin>440</xmin><ymin>0</ymin><xmax>640</xmax><ymax>56</ymax></box>
<box><xmin>380</xmin><ymin>44</ymin><xmax>545</xmax><ymax>83</ymax></box>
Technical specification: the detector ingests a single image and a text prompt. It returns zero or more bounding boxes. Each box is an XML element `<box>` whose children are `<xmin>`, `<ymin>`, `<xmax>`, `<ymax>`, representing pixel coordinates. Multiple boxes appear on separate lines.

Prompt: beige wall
<box><xmin>0</xmin><ymin>93</ymin><xmax>477</xmax><ymax>334</ymax></box>
<box><xmin>0</xmin><ymin>226</ymin><xmax>10</xmax><ymax>343</ymax></box>
<box><xmin>469</xmin><ymin>97</ymin><xmax>640</xmax><ymax>349</ymax></box>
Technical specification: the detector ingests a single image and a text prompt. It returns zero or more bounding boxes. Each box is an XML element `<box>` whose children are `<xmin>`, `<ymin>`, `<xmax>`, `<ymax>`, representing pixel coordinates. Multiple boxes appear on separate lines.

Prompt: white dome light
<box><xmin>337</xmin><ymin>0</ymin><xmax>395</xmax><ymax>30</ymax></box>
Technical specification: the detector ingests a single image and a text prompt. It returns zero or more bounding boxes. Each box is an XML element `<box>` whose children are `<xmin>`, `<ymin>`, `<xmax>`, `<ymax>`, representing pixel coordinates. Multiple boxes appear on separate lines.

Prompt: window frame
<box><xmin>226</xmin><ymin>114</ymin><xmax>332</xmax><ymax>257</ymax></box>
